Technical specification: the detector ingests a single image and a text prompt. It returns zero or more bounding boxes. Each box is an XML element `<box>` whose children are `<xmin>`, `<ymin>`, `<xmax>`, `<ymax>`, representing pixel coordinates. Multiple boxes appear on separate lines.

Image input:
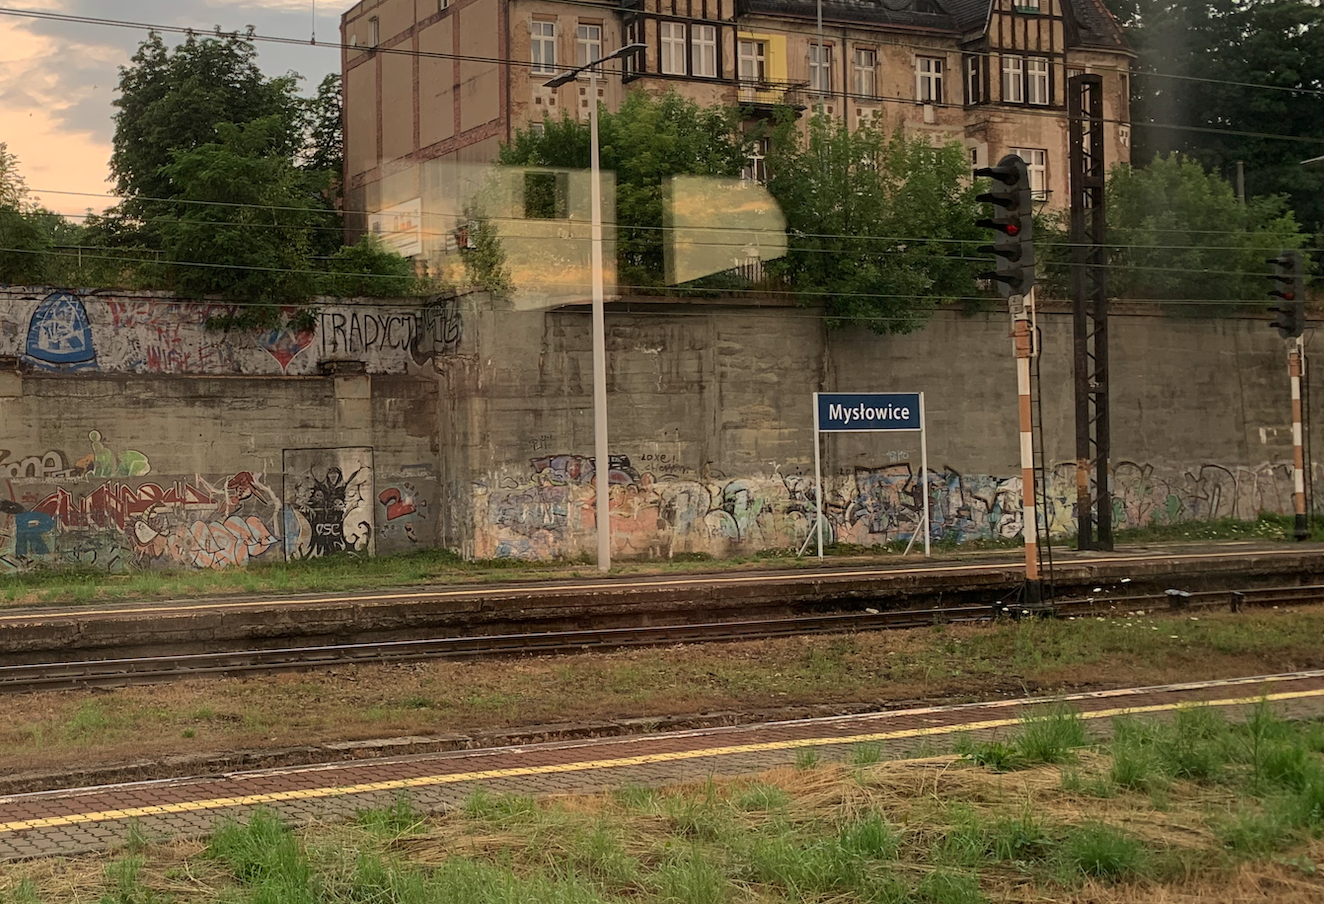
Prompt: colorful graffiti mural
<box><xmin>282</xmin><ymin>448</ymin><xmax>375</xmax><ymax>559</ymax></box>
<box><xmin>377</xmin><ymin>483</ymin><xmax>427</xmax><ymax>545</ymax></box>
<box><xmin>0</xmin><ymin>465</ymin><xmax>282</xmax><ymax>573</ymax></box>
<box><xmin>473</xmin><ymin>455</ymin><xmax>1307</xmax><ymax>560</ymax></box>
<box><xmin>0</xmin><ymin>291</ymin><xmax>460</xmax><ymax>376</ymax></box>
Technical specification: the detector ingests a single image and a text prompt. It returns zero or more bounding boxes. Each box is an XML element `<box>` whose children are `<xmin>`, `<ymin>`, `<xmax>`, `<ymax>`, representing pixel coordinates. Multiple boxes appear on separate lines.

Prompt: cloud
<box><xmin>0</xmin><ymin>0</ymin><xmax>342</xmax><ymax>215</ymax></box>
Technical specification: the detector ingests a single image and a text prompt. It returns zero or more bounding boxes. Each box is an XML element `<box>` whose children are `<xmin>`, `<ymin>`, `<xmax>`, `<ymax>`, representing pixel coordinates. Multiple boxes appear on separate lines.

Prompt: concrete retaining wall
<box><xmin>0</xmin><ymin>285</ymin><xmax>1307</xmax><ymax>569</ymax></box>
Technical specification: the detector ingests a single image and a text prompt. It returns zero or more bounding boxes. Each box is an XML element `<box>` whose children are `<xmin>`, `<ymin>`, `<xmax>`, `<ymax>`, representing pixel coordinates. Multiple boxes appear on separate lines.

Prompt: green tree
<box><xmin>318</xmin><ymin>235</ymin><xmax>417</xmax><ymax>298</ymax></box>
<box><xmin>1103</xmin><ymin>153</ymin><xmax>1305</xmax><ymax>301</ymax></box>
<box><xmin>0</xmin><ymin>143</ymin><xmax>31</xmax><ymax>209</ymax></box>
<box><xmin>1103</xmin><ymin>0</ymin><xmax>1324</xmax><ymax>233</ymax></box>
<box><xmin>500</xmin><ymin>91</ymin><xmax>748</xmax><ymax>287</ymax></box>
<box><xmin>111</xmin><ymin>29</ymin><xmax>304</xmax><ymax>226</ymax></box>
<box><xmin>155</xmin><ymin>116</ymin><xmax>320</xmax><ymax>318</ymax></box>
<box><xmin>765</xmin><ymin>114</ymin><xmax>985</xmax><ymax>333</ymax></box>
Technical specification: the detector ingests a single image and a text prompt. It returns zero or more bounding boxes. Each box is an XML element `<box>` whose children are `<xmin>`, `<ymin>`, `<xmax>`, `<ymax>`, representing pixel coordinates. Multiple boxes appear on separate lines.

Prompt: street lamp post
<box><xmin>545</xmin><ymin>43</ymin><xmax>645</xmax><ymax>573</ymax></box>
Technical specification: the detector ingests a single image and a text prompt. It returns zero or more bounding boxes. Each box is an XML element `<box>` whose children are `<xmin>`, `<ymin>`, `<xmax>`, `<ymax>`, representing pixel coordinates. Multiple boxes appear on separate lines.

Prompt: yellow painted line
<box><xmin>3</xmin><ymin>684</ymin><xmax>1324</xmax><ymax>835</ymax></box>
<box><xmin>0</xmin><ymin>549</ymin><xmax>1308</xmax><ymax>623</ymax></box>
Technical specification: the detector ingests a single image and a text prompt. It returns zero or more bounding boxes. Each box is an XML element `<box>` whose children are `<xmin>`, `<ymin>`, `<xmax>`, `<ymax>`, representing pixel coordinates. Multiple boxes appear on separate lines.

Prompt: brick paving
<box><xmin>3</xmin><ymin>670</ymin><xmax>1324</xmax><ymax>860</ymax></box>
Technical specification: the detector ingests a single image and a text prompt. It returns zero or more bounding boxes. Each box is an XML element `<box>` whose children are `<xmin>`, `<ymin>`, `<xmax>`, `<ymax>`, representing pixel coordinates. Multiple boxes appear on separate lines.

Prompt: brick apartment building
<box><xmin>339</xmin><ymin>0</ymin><xmax>1132</xmax><ymax>267</ymax></box>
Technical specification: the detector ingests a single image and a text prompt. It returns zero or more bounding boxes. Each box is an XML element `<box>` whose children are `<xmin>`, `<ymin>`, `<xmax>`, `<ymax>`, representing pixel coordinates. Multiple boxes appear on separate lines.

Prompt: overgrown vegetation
<box><xmin>9</xmin><ymin>705</ymin><xmax>1324</xmax><ymax>903</ymax></box>
<box><xmin>6</xmin><ymin>603</ymin><xmax>1324</xmax><ymax>782</ymax></box>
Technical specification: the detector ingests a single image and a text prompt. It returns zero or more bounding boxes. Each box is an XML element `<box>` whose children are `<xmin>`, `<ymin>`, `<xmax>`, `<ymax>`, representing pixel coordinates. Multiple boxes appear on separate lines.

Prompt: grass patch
<box><xmin>11</xmin><ymin>709</ymin><xmax>1324</xmax><ymax>904</ymax></box>
<box><xmin>1014</xmin><ymin>704</ymin><xmax>1089</xmax><ymax>765</ymax></box>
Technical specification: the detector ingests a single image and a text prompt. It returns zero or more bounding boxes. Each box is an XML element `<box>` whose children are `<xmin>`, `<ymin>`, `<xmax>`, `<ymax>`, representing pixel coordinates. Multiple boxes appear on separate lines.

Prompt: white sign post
<box><xmin>809</xmin><ymin>391</ymin><xmax>930</xmax><ymax>559</ymax></box>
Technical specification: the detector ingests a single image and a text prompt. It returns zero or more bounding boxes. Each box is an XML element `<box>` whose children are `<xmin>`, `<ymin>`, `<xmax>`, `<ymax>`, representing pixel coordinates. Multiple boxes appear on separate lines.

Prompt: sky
<box><xmin>0</xmin><ymin>0</ymin><xmax>344</xmax><ymax>217</ymax></box>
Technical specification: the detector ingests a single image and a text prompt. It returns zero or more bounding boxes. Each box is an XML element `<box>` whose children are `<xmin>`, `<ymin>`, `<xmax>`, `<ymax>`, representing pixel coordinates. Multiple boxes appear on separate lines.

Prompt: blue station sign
<box><xmin>815</xmin><ymin>392</ymin><xmax>922</xmax><ymax>432</ymax></box>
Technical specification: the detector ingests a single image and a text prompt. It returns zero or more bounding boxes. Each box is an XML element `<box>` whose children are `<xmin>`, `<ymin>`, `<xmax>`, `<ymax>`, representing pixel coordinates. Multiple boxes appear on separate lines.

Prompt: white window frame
<box><xmin>692</xmin><ymin>25</ymin><xmax>717</xmax><ymax>78</ymax></box>
<box><xmin>915</xmin><ymin>56</ymin><xmax>943</xmax><ymax>103</ymax></box>
<box><xmin>742</xmin><ymin>137</ymin><xmax>770</xmax><ymax>183</ymax></box>
<box><xmin>1002</xmin><ymin>56</ymin><xmax>1024</xmax><ymax>103</ymax></box>
<box><xmin>809</xmin><ymin>43</ymin><xmax>832</xmax><ymax>94</ymax></box>
<box><xmin>853</xmin><ymin>48</ymin><xmax>877</xmax><ymax>97</ymax></box>
<box><xmin>660</xmin><ymin>21</ymin><xmax>686</xmax><ymax>75</ymax></box>
<box><xmin>965</xmin><ymin>55</ymin><xmax>982</xmax><ymax>104</ymax></box>
<box><xmin>369</xmin><ymin>16</ymin><xmax>380</xmax><ymax>46</ymax></box>
<box><xmin>1026</xmin><ymin>57</ymin><xmax>1050</xmax><ymax>105</ymax></box>
<box><xmin>531</xmin><ymin>20</ymin><xmax>556</xmax><ymax>75</ymax></box>
<box><xmin>1012</xmin><ymin>147</ymin><xmax>1048</xmax><ymax>197</ymax></box>
<box><xmin>576</xmin><ymin>23</ymin><xmax>602</xmax><ymax>71</ymax></box>
<box><xmin>739</xmin><ymin>40</ymin><xmax>767</xmax><ymax>83</ymax></box>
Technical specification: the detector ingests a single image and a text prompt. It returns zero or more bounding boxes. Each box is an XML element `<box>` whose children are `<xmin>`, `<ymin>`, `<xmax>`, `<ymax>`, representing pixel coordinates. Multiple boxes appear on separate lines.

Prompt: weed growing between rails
<box><xmin>8</xmin><ymin>704</ymin><xmax>1324</xmax><ymax>902</ymax></box>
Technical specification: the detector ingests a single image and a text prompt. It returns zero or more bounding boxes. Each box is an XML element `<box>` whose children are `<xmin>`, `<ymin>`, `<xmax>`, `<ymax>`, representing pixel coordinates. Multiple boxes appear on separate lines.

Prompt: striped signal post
<box><xmin>1013</xmin><ymin>290</ymin><xmax>1041</xmax><ymax>601</ymax></box>
<box><xmin>1291</xmin><ymin>338</ymin><xmax>1308</xmax><ymax>541</ymax></box>
<box><xmin>1268</xmin><ymin>250</ymin><xmax>1308</xmax><ymax>541</ymax></box>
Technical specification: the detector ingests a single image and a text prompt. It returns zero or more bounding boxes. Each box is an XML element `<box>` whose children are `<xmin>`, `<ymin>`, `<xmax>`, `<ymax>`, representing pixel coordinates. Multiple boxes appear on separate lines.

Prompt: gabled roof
<box><xmin>941</xmin><ymin>0</ymin><xmax>992</xmax><ymax>32</ymax></box>
<box><xmin>736</xmin><ymin>0</ymin><xmax>1130</xmax><ymax>52</ymax></box>
<box><xmin>1065</xmin><ymin>0</ymin><xmax>1129</xmax><ymax>50</ymax></box>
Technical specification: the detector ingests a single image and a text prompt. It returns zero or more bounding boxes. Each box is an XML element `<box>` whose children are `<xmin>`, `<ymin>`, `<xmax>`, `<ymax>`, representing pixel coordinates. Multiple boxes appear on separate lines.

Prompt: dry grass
<box><xmin>5</xmin><ymin>605</ymin><xmax>1324</xmax><ymax>782</ymax></box>
<box><xmin>7</xmin><ymin>748</ymin><xmax>1324</xmax><ymax>904</ymax></box>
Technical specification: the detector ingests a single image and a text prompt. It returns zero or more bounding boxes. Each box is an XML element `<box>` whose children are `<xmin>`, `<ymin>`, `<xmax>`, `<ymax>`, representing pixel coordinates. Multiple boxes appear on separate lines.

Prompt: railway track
<box><xmin>2</xmin><ymin>583</ymin><xmax>1320</xmax><ymax>694</ymax></box>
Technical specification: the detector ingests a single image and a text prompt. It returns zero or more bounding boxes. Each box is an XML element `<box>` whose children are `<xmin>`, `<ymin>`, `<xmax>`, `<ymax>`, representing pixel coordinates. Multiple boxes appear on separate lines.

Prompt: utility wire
<box><xmin>1</xmin><ymin>243</ymin><xmax>1306</xmax><ymax>295</ymax></box>
<box><xmin>3</xmin><ymin>4</ymin><xmax>1324</xmax><ymax>151</ymax></box>
<box><xmin>5</xmin><ymin>4</ymin><xmax>1324</xmax><ymax>100</ymax></box>
<box><xmin>33</xmin><ymin>188</ymin><xmax>1316</xmax><ymax>250</ymax></box>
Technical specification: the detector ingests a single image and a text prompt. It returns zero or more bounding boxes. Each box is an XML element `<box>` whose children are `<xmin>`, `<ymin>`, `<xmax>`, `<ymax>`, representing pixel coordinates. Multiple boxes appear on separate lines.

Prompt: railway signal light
<box><xmin>1267</xmin><ymin>250</ymin><xmax>1306</xmax><ymax>340</ymax></box>
<box><xmin>974</xmin><ymin>154</ymin><xmax>1035</xmax><ymax>298</ymax></box>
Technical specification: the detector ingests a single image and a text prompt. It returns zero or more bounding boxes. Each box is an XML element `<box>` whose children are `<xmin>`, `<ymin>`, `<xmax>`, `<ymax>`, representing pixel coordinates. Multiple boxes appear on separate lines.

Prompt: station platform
<box><xmin>3</xmin><ymin>668</ymin><xmax>1324</xmax><ymax>861</ymax></box>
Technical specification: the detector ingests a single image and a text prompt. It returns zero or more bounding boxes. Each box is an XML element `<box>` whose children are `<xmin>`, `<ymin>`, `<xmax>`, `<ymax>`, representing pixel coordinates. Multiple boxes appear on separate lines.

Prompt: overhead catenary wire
<box><xmin>34</xmin><ymin>189</ymin><xmax>1314</xmax><ymax>253</ymax></box>
<box><xmin>0</xmin><ymin>243</ymin><xmax>1302</xmax><ymax>303</ymax></box>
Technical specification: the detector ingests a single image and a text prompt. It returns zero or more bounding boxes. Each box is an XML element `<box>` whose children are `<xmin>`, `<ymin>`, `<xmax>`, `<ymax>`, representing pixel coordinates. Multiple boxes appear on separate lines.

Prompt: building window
<box><xmin>531</xmin><ymin>120</ymin><xmax>546</xmax><ymax>135</ymax></box>
<box><xmin>809</xmin><ymin>43</ymin><xmax>832</xmax><ymax>93</ymax></box>
<box><xmin>693</xmin><ymin>25</ymin><xmax>717</xmax><ymax>77</ymax></box>
<box><xmin>524</xmin><ymin>171</ymin><xmax>569</xmax><ymax>219</ymax></box>
<box><xmin>369</xmin><ymin>16</ymin><xmax>380</xmax><ymax>46</ymax></box>
<box><xmin>743</xmin><ymin>137</ymin><xmax>770</xmax><ymax>183</ymax></box>
<box><xmin>915</xmin><ymin>56</ymin><xmax>943</xmax><ymax>103</ymax></box>
<box><xmin>531</xmin><ymin>21</ymin><xmax>556</xmax><ymax>74</ymax></box>
<box><xmin>1066</xmin><ymin>66</ymin><xmax>1085</xmax><ymax>81</ymax></box>
<box><xmin>853</xmin><ymin>48</ymin><xmax>877</xmax><ymax>97</ymax></box>
<box><xmin>623</xmin><ymin>20</ymin><xmax>641</xmax><ymax>75</ymax></box>
<box><xmin>1011</xmin><ymin>147</ymin><xmax>1048</xmax><ymax>198</ymax></box>
<box><xmin>965</xmin><ymin>55</ymin><xmax>983</xmax><ymax>104</ymax></box>
<box><xmin>1027</xmin><ymin>57</ymin><xmax>1050</xmax><ymax>105</ymax></box>
<box><xmin>439</xmin><ymin>0</ymin><xmax>449</xmax><ymax>10</ymax></box>
<box><xmin>576</xmin><ymin>23</ymin><xmax>602</xmax><ymax>69</ymax></box>
<box><xmin>739</xmin><ymin>40</ymin><xmax>767</xmax><ymax>83</ymax></box>
<box><xmin>1002</xmin><ymin>56</ymin><xmax>1024</xmax><ymax>103</ymax></box>
<box><xmin>1119</xmin><ymin>72</ymin><xmax>1130</xmax><ymax>120</ymax></box>
<box><xmin>660</xmin><ymin>22</ymin><xmax>686</xmax><ymax>75</ymax></box>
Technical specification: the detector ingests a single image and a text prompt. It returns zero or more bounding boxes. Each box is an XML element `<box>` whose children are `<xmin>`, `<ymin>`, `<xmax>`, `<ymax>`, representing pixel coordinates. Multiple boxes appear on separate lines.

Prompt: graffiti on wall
<box><xmin>0</xmin><ymin>291</ymin><xmax>461</xmax><ymax>376</ymax></box>
<box><xmin>24</xmin><ymin>293</ymin><xmax>96</xmax><ymax>371</ymax></box>
<box><xmin>473</xmin><ymin>454</ymin><xmax>1309</xmax><ymax>560</ymax></box>
<box><xmin>377</xmin><ymin>482</ymin><xmax>427</xmax><ymax>544</ymax></box>
<box><xmin>0</xmin><ymin>465</ymin><xmax>282</xmax><ymax>573</ymax></box>
<box><xmin>282</xmin><ymin>448</ymin><xmax>375</xmax><ymax>560</ymax></box>
<box><xmin>411</xmin><ymin>295</ymin><xmax>463</xmax><ymax>366</ymax></box>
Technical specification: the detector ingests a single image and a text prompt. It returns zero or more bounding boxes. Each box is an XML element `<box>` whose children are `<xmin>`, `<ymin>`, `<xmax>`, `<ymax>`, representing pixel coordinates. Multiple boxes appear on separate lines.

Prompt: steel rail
<box><xmin>1</xmin><ymin>584</ymin><xmax>1319</xmax><ymax>694</ymax></box>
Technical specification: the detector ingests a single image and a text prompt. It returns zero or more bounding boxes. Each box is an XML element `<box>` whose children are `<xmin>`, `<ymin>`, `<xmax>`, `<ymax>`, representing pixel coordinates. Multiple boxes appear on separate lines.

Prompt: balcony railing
<box><xmin>736</xmin><ymin>79</ymin><xmax>809</xmax><ymax>110</ymax></box>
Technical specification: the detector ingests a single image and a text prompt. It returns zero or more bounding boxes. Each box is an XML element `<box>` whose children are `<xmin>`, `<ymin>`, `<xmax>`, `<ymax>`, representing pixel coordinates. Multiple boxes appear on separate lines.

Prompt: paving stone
<box><xmin>4</xmin><ymin>673</ymin><xmax>1324</xmax><ymax>860</ymax></box>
